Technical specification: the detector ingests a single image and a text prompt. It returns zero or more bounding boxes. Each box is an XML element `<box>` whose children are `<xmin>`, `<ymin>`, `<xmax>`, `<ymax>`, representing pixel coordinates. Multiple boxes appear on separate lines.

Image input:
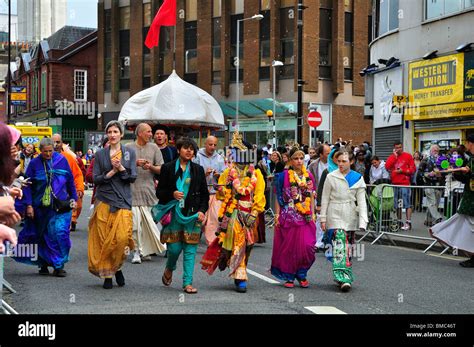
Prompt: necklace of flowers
<box><xmin>288</xmin><ymin>166</ymin><xmax>312</xmax><ymax>218</ymax></box>
<box><xmin>227</xmin><ymin>164</ymin><xmax>257</xmax><ymax>197</ymax></box>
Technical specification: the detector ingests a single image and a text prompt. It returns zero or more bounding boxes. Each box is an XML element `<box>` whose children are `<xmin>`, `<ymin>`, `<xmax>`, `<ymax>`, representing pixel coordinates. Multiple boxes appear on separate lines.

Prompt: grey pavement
<box><xmin>2</xmin><ymin>191</ymin><xmax>473</xmax><ymax>314</ymax></box>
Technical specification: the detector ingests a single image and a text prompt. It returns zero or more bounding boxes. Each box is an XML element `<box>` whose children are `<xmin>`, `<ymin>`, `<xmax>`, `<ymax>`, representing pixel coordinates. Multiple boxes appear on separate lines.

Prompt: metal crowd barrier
<box><xmin>1</xmin><ymin>252</ymin><xmax>18</xmax><ymax>314</ymax></box>
<box><xmin>358</xmin><ymin>183</ymin><xmax>457</xmax><ymax>254</ymax></box>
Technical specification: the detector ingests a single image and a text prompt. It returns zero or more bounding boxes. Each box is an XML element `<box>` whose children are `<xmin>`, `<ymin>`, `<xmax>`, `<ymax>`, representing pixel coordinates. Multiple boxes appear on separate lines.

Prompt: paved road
<box><xmin>3</xmin><ymin>192</ymin><xmax>473</xmax><ymax>314</ymax></box>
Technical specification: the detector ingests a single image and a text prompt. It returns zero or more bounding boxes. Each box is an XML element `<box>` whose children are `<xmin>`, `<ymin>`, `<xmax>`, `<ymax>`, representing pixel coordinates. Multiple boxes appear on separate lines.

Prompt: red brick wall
<box><xmin>332</xmin><ymin>104</ymin><xmax>372</xmax><ymax>145</ymax></box>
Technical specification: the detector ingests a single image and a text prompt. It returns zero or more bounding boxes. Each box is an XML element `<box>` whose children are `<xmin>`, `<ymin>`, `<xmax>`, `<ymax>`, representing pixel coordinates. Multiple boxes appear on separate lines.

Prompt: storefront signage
<box><xmin>373</xmin><ymin>68</ymin><xmax>403</xmax><ymax>128</ymax></box>
<box><xmin>465</xmin><ymin>50</ymin><xmax>474</xmax><ymax>102</ymax></box>
<box><xmin>405</xmin><ymin>101</ymin><xmax>474</xmax><ymax>120</ymax></box>
<box><xmin>408</xmin><ymin>53</ymin><xmax>464</xmax><ymax>108</ymax></box>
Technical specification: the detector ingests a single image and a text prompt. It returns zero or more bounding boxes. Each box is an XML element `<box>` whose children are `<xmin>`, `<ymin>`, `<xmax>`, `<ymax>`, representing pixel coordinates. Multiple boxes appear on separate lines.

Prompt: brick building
<box><xmin>98</xmin><ymin>0</ymin><xmax>373</xmax><ymax>147</ymax></box>
<box><xmin>9</xmin><ymin>26</ymin><xmax>98</xmax><ymax>152</ymax></box>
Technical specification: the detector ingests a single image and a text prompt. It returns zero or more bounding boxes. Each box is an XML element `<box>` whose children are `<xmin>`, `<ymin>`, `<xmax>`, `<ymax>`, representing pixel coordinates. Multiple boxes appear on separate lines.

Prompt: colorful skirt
<box><xmin>15</xmin><ymin>207</ymin><xmax>72</xmax><ymax>269</ymax></box>
<box><xmin>160</xmin><ymin>209</ymin><xmax>202</xmax><ymax>245</ymax></box>
<box><xmin>324</xmin><ymin>229</ymin><xmax>355</xmax><ymax>284</ymax></box>
<box><xmin>271</xmin><ymin>209</ymin><xmax>316</xmax><ymax>282</ymax></box>
<box><xmin>431</xmin><ymin>213</ymin><xmax>474</xmax><ymax>254</ymax></box>
<box><xmin>88</xmin><ymin>202</ymin><xmax>134</xmax><ymax>278</ymax></box>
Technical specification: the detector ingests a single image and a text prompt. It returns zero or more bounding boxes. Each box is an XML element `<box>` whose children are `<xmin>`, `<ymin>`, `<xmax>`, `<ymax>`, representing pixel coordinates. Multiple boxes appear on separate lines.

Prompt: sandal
<box><xmin>183</xmin><ymin>285</ymin><xmax>198</xmax><ymax>294</ymax></box>
<box><xmin>162</xmin><ymin>269</ymin><xmax>172</xmax><ymax>286</ymax></box>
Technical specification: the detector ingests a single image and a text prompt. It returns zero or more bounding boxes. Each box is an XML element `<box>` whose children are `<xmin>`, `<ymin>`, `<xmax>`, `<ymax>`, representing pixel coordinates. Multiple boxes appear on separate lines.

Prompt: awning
<box><xmin>219</xmin><ymin>99</ymin><xmax>297</xmax><ymax>118</ymax></box>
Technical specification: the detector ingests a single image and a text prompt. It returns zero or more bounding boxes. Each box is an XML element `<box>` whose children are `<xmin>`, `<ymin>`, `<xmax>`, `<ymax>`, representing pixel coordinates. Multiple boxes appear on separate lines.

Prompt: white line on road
<box><xmin>247</xmin><ymin>269</ymin><xmax>280</xmax><ymax>284</ymax></box>
<box><xmin>305</xmin><ymin>306</ymin><xmax>347</xmax><ymax>315</ymax></box>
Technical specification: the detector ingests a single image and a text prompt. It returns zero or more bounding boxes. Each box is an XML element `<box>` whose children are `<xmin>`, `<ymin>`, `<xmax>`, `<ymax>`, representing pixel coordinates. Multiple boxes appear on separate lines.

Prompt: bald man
<box><xmin>52</xmin><ymin>134</ymin><xmax>84</xmax><ymax>231</ymax></box>
<box><xmin>126</xmin><ymin>123</ymin><xmax>166</xmax><ymax>264</ymax></box>
<box><xmin>193</xmin><ymin>136</ymin><xmax>225</xmax><ymax>245</ymax></box>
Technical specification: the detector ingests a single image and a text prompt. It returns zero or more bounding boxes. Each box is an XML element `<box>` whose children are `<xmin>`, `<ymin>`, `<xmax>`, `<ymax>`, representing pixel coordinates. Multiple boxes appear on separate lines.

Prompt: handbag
<box><xmin>52</xmin><ymin>190</ymin><xmax>74</xmax><ymax>213</ymax></box>
<box><xmin>160</xmin><ymin>211</ymin><xmax>172</xmax><ymax>226</ymax></box>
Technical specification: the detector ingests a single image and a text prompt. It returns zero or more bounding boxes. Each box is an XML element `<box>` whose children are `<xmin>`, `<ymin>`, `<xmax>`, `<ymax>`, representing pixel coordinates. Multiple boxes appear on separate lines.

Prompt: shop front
<box><xmin>406</xmin><ymin>51</ymin><xmax>474</xmax><ymax>155</ymax></box>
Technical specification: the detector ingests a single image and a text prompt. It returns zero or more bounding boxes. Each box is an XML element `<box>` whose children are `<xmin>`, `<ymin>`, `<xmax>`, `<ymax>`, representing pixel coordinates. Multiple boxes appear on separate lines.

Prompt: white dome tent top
<box><xmin>118</xmin><ymin>70</ymin><xmax>225</xmax><ymax>130</ymax></box>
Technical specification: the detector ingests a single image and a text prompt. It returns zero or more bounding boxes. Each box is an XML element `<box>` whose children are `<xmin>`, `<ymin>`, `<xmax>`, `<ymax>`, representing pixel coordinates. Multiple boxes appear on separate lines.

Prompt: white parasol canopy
<box><xmin>119</xmin><ymin>70</ymin><xmax>225</xmax><ymax>129</ymax></box>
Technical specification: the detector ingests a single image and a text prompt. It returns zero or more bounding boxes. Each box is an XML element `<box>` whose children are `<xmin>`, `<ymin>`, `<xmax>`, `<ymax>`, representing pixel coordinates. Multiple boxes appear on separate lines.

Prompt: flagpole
<box><xmin>173</xmin><ymin>25</ymin><xmax>176</xmax><ymax>71</ymax></box>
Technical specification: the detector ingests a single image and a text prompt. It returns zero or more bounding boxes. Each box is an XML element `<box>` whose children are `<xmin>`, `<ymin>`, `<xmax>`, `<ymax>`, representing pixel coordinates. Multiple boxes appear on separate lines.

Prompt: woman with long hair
<box><xmin>88</xmin><ymin>121</ymin><xmax>137</xmax><ymax>289</ymax></box>
<box><xmin>271</xmin><ymin>146</ymin><xmax>316</xmax><ymax>288</ymax></box>
<box><xmin>320</xmin><ymin>150</ymin><xmax>368</xmax><ymax>292</ymax></box>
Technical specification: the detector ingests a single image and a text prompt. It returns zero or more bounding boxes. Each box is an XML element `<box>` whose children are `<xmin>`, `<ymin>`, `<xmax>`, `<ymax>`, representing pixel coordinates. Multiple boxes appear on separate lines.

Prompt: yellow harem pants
<box><xmin>88</xmin><ymin>201</ymin><xmax>134</xmax><ymax>279</ymax></box>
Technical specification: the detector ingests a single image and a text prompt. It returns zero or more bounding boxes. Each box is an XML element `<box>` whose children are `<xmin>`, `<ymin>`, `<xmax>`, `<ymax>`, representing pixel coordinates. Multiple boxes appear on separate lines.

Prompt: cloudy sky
<box><xmin>1</xmin><ymin>0</ymin><xmax>98</xmax><ymax>28</ymax></box>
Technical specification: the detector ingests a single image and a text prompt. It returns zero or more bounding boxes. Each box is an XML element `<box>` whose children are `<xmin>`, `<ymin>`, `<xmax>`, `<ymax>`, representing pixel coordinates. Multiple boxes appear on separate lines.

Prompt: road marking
<box><xmin>305</xmin><ymin>306</ymin><xmax>347</xmax><ymax>315</ymax></box>
<box><xmin>381</xmin><ymin>245</ymin><xmax>468</xmax><ymax>261</ymax></box>
<box><xmin>426</xmin><ymin>252</ymin><xmax>468</xmax><ymax>261</ymax></box>
<box><xmin>247</xmin><ymin>269</ymin><xmax>280</xmax><ymax>284</ymax></box>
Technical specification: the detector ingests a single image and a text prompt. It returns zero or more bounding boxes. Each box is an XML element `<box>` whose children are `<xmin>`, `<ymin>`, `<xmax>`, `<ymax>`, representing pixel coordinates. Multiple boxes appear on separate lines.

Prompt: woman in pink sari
<box><xmin>271</xmin><ymin>146</ymin><xmax>316</xmax><ymax>288</ymax></box>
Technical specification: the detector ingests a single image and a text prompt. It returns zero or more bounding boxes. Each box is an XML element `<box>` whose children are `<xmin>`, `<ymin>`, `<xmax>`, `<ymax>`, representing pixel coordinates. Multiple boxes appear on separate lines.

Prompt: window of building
<box><xmin>230</xmin><ymin>14</ymin><xmax>244</xmax><ymax>82</ymax></box>
<box><xmin>425</xmin><ymin>0</ymin><xmax>474</xmax><ymax>20</ymax></box>
<box><xmin>186</xmin><ymin>0</ymin><xmax>197</xmax><ymax>21</ymax></box>
<box><xmin>74</xmin><ymin>70</ymin><xmax>87</xmax><ymax>101</ymax></box>
<box><xmin>231</xmin><ymin>0</ymin><xmax>244</xmax><ymax>14</ymax></box>
<box><xmin>32</xmin><ymin>74</ymin><xmax>38</xmax><ymax>109</ymax></box>
<box><xmin>280</xmin><ymin>7</ymin><xmax>295</xmax><ymax>78</ymax></box>
<box><xmin>159</xmin><ymin>27</ymin><xmax>173</xmax><ymax>78</ymax></box>
<box><xmin>119</xmin><ymin>29</ymin><xmax>130</xmax><ymax>90</ymax></box>
<box><xmin>319</xmin><ymin>3</ymin><xmax>332</xmax><ymax>79</ymax></box>
<box><xmin>185</xmin><ymin>21</ymin><xmax>197</xmax><ymax>74</ymax></box>
<box><xmin>344</xmin><ymin>4</ymin><xmax>353</xmax><ymax>81</ymax></box>
<box><xmin>260</xmin><ymin>10</ymin><xmax>271</xmax><ymax>80</ymax></box>
<box><xmin>212</xmin><ymin>17</ymin><xmax>221</xmax><ymax>83</ymax></box>
<box><xmin>41</xmin><ymin>71</ymin><xmax>47</xmax><ymax>105</ymax></box>
<box><xmin>119</xmin><ymin>6</ymin><xmax>130</xmax><ymax>30</ymax></box>
<box><xmin>373</xmin><ymin>0</ymin><xmax>398</xmax><ymax>38</ymax></box>
<box><xmin>213</xmin><ymin>0</ymin><xmax>222</xmax><ymax>17</ymax></box>
<box><xmin>144</xmin><ymin>3</ymin><xmax>152</xmax><ymax>27</ymax></box>
<box><xmin>261</xmin><ymin>0</ymin><xmax>271</xmax><ymax>11</ymax></box>
<box><xmin>104</xmin><ymin>9</ymin><xmax>112</xmax><ymax>92</ymax></box>
<box><xmin>281</xmin><ymin>0</ymin><xmax>295</xmax><ymax>8</ymax></box>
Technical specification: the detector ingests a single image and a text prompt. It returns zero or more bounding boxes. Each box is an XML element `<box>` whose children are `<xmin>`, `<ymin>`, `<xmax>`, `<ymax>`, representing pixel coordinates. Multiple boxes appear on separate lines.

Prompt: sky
<box><xmin>0</xmin><ymin>0</ymin><xmax>98</xmax><ymax>29</ymax></box>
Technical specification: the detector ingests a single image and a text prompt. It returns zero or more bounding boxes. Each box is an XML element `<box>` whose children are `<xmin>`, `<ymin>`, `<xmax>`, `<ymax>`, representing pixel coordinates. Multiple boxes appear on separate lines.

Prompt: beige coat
<box><xmin>320</xmin><ymin>170</ymin><xmax>368</xmax><ymax>231</ymax></box>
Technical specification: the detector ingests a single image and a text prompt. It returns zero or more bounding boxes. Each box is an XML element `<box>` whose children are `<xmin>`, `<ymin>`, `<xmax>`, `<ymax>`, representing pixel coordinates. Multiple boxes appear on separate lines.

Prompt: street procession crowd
<box><xmin>0</xmin><ymin>120</ymin><xmax>473</xmax><ymax>296</ymax></box>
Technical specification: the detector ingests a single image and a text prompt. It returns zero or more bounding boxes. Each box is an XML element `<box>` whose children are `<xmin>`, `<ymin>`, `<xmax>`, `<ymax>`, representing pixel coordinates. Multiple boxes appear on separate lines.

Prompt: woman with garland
<box><xmin>270</xmin><ymin>146</ymin><xmax>316</xmax><ymax>288</ymax></box>
<box><xmin>320</xmin><ymin>150</ymin><xmax>368</xmax><ymax>292</ymax></box>
<box><xmin>201</xmin><ymin>140</ymin><xmax>265</xmax><ymax>293</ymax></box>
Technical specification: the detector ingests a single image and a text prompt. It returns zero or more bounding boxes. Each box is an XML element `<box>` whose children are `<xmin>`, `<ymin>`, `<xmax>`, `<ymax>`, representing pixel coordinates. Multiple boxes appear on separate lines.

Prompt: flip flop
<box><xmin>162</xmin><ymin>269</ymin><xmax>172</xmax><ymax>286</ymax></box>
<box><xmin>183</xmin><ymin>285</ymin><xmax>198</xmax><ymax>294</ymax></box>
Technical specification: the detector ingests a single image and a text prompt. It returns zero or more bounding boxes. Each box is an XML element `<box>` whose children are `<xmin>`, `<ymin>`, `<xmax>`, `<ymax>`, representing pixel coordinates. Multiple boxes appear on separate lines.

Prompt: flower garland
<box><xmin>217</xmin><ymin>164</ymin><xmax>258</xmax><ymax>234</ymax></box>
<box><xmin>288</xmin><ymin>166</ymin><xmax>312</xmax><ymax>221</ymax></box>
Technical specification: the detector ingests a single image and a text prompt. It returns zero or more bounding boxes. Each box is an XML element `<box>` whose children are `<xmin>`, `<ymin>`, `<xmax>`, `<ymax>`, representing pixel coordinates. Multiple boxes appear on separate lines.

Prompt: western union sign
<box><xmin>408</xmin><ymin>53</ymin><xmax>464</xmax><ymax>107</ymax></box>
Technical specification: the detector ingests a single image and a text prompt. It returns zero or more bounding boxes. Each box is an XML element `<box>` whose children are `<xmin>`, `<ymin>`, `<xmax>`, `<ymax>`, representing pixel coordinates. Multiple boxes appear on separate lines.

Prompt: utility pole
<box><xmin>7</xmin><ymin>0</ymin><xmax>11</xmax><ymax>122</ymax></box>
<box><xmin>296</xmin><ymin>0</ymin><xmax>305</xmax><ymax>145</ymax></box>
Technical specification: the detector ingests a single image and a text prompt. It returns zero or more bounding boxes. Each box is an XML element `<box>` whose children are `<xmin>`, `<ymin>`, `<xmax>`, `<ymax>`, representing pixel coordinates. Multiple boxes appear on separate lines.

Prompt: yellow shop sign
<box><xmin>405</xmin><ymin>101</ymin><xmax>474</xmax><ymax>121</ymax></box>
<box><xmin>409</xmin><ymin>53</ymin><xmax>464</xmax><ymax>107</ymax></box>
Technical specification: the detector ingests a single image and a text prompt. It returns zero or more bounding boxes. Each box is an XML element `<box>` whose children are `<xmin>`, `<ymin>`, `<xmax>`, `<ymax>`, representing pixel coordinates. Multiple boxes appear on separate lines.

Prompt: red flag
<box><xmin>145</xmin><ymin>0</ymin><xmax>177</xmax><ymax>49</ymax></box>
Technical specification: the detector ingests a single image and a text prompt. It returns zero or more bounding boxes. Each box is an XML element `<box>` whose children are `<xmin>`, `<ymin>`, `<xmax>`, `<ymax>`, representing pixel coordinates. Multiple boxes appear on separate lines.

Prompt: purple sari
<box><xmin>271</xmin><ymin>170</ymin><xmax>316</xmax><ymax>282</ymax></box>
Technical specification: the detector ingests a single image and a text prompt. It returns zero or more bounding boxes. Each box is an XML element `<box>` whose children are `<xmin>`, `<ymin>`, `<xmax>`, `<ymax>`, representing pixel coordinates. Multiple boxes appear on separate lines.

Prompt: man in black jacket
<box><xmin>156</xmin><ymin>137</ymin><xmax>209</xmax><ymax>294</ymax></box>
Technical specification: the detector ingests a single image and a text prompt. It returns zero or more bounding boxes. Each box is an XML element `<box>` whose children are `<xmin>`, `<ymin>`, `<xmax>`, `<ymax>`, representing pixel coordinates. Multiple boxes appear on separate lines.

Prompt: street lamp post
<box><xmin>271</xmin><ymin>60</ymin><xmax>283</xmax><ymax>150</ymax></box>
<box><xmin>235</xmin><ymin>14</ymin><xmax>264</xmax><ymax>130</ymax></box>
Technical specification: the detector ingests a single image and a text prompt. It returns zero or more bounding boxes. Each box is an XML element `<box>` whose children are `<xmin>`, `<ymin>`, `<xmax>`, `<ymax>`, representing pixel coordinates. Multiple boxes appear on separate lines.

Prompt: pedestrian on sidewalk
<box><xmin>16</xmin><ymin>137</ymin><xmax>77</xmax><ymax>277</ymax></box>
<box><xmin>193</xmin><ymin>135</ymin><xmax>226</xmax><ymax>245</ymax></box>
<box><xmin>431</xmin><ymin>134</ymin><xmax>474</xmax><ymax>268</ymax></box>
<box><xmin>127</xmin><ymin>123</ymin><xmax>166</xmax><ymax>264</ymax></box>
<box><xmin>270</xmin><ymin>145</ymin><xmax>316</xmax><ymax>288</ymax></box>
<box><xmin>320</xmin><ymin>150</ymin><xmax>368</xmax><ymax>292</ymax></box>
<box><xmin>385</xmin><ymin>141</ymin><xmax>416</xmax><ymax>231</ymax></box>
<box><xmin>154</xmin><ymin>137</ymin><xmax>208</xmax><ymax>294</ymax></box>
<box><xmin>419</xmin><ymin>144</ymin><xmax>445</xmax><ymax>226</ymax></box>
<box><xmin>88</xmin><ymin>121</ymin><xmax>137</xmax><ymax>289</ymax></box>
